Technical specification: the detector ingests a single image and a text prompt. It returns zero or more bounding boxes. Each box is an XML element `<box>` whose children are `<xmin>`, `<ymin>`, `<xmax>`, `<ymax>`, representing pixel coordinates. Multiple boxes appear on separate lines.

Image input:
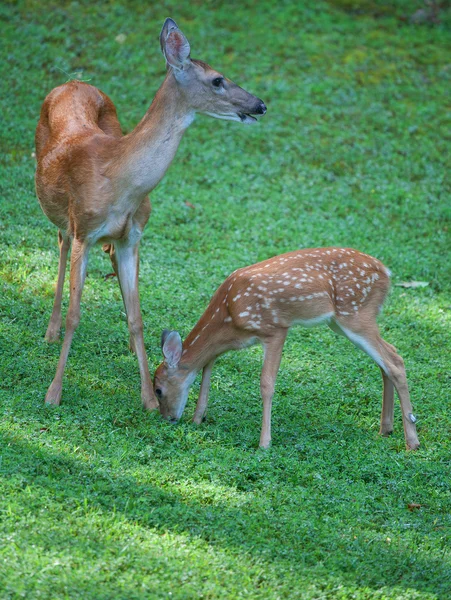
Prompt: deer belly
<box><xmin>90</xmin><ymin>213</ymin><xmax>142</xmax><ymax>246</ymax></box>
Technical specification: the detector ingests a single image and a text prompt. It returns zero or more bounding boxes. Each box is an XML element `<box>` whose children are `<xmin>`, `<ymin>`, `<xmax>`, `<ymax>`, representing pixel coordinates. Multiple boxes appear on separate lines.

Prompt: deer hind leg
<box><xmin>114</xmin><ymin>241</ymin><xmax>158</xmax><ymax>410</ymax></box>
<box><xmin>45</xmin><ymin>231</ymin><xmax>71</xmax><ymax>343</ymax></box>
<box><xmin>332</xmin><ymin>317</ymin><xmax>419</xmax><ymax>450</ymax></box>
<box><xmin>259</xmin><ymin>329</ymin><xmax>288</xmax><ymax>449</ymax></box>
<box><xmin>103</xmin><ymin>243</ymin><xmax>136</xmax><ymax>353</ymax></box>
<box><xmin>380</xmin><ymin>369</ymin><xmax>394</xmax><ymax>436</ymax></box>
<box><xmin>45</xmin><ymin>238</ymin><xmax>90</xmax><ymax>405</ymax></box>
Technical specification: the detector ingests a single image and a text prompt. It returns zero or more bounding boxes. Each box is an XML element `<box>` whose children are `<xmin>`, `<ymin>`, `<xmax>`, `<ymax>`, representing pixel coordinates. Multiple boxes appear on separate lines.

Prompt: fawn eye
<box><xmin>212</xmin><ymin>77</ymin><xmax>223</xmax><ymax>88</ymax></box>
<box><xmin>155</xmin><ymin>388</ymin><xmax>162</xmax><ymax>398</ymax></box>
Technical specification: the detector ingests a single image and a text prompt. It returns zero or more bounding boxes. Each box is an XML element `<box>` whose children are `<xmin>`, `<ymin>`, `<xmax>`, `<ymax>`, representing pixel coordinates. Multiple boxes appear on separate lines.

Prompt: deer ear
<box><xmin>161</xmin><ymin>329</ymin><xmax>171</xmax><ymax>348</ymax></box>
<box><xmin>160</xmin><ymin>18</ymin><xmax>191</xmax><ymax>71</ymax></box>
<box><xmin>160</xmin><ymin>18</ymin><xmax>178</xmax><ymax>53</ymax></box>
<box><xmin>162</xmin><ymin>330</ymin><xmax>183</xmax><ymax>368</ymax></box>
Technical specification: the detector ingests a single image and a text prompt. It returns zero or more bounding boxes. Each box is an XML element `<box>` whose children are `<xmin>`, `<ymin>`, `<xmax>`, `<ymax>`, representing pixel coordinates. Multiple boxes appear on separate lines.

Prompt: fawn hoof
<box><xmin>406</xmin><ymin>439</ymin><xmax>420</xmax><ymax>451</ymax></box>
<box><xmin>45</xmin><ymin>381</ymin><xmax>62</xmax><ymax>405</ymax></box>
<box><xmin>380</xmin><ymin>427</ymin><xmax>394</xmax><ymax>437</ymax></box>
<box><xmin>192</xmin><ymin>415</ymin><xmax>205</xmax><ymax>425</ymax></box>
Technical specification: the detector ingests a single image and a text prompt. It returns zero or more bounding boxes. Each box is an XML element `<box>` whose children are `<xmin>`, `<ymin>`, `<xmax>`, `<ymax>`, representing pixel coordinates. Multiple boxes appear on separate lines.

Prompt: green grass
<box><xmin>1</xmin><ymin>0</ymin><xmax>450</xmax><ymax>598</ymax></box>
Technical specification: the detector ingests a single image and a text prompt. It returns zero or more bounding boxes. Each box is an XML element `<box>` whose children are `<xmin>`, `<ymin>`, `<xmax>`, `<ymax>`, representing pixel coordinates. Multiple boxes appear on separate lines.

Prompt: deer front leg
<box><xmin>259</xmin><ymin>330</ymin><xmax>288</xmax><ymax>449</ymax></box>
<box><xmin>45</xmin><ymin>231</ymin><xmax>71</xmax><ymax>343</ymax></box>
<box><xmin>114</xmin><ymin>241</ymin><xmax>158</xmax><ymax>410</ymax></box>
<box><xmin>45</xmin><ymin>237</ymin><xmax>89</xmax><ymax>404</ymax></box>
<box><xmin>193</xmin><ymin>359</ymin><xmax>215</xmax><ymax>424</ymax></box>
<box><xmin>104</xmin><ymin>243</ymin><xmax>136</xmax><ymax>354</ymax></box>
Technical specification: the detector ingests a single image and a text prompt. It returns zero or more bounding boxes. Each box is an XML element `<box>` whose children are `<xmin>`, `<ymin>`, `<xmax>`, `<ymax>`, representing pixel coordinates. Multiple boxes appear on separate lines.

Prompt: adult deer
<box><xmin>35</xmin><ymin>18</ymin><xmax>266</xmax><ymax>408</ymax></box>
<box><xmin>153</xmin><ymin>247</ymin><xmax>420</xmax><ymax>450</ymax></box>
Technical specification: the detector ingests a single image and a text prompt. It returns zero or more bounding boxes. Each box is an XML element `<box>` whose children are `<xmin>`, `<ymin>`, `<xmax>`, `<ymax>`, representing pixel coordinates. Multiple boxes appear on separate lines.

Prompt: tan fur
<box><xmin>154</xmin><ymin>247</ymin><xmax>420</xmax><ymax>451</ymax></box>
<box><xmin>36</xmin><ymin>18</ymin><xmax>266</xmax><ymax>408</ymax></box>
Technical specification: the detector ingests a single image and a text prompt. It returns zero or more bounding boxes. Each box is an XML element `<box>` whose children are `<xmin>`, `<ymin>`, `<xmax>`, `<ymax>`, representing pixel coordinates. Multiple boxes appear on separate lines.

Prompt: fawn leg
<box><xmin>333</xmin><ymin>318</ymin><xmax>419</xmax><ymax>450</ymax></box>
<box><xmin>259</xmin><ymin>329</ymin><xmax>287</xmax><ymax>448</ymax></box>
<box><xmin>193</xmin><ymin>359</ymin><xmax>215</xmax><ymax>424</ymax></box>
<box><xmin>380</xmin><ymin>368</ymin><xmax>395</xmax><ymax>436</ymax></box>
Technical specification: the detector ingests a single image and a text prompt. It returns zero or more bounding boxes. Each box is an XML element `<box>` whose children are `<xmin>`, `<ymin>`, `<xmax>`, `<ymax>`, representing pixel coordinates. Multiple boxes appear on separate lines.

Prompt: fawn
<box><xmin>154</xmin><ymin>247</ymin><xmax>420</xmax><ymax>450</ymax></box>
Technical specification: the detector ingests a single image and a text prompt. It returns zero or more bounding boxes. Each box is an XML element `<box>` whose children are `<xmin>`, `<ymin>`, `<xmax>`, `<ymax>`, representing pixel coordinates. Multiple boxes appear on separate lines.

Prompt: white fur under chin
<box><xmin>174</xmin><ymin>371</ymin><xmax>198</xmax><ymax>420</ymax></box>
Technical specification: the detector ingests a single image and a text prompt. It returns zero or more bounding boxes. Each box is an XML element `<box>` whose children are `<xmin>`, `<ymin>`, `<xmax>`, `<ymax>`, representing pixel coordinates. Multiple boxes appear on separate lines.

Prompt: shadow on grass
<box><xmin>1</xmin><ymin>283</ymin><xmax>450</xmax><ymax>597</ymax></box>
<box><xmin>1</xmin><ymin>425</ymin><xmax>449</xmax><ymax>598</ymax></box>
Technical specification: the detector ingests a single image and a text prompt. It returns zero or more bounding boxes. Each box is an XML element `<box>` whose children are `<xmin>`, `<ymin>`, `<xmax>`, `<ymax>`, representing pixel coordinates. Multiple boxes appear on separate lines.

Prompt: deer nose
<box><xmin>255</xmin><ymin>101</ymin><xmax>267</xmax><ymax>115</ymax></box>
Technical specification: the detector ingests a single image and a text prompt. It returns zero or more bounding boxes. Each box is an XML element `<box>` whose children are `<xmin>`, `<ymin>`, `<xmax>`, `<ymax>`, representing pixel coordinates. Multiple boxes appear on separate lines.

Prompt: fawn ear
<box><xmin>160</xmin><ymin>18</ymin><xmax>191</xmax><ymax>71</ymax></box>
<box><xmin>161</xmin><ymin>330</ymin><xmax>183</xmax><ymax>368</ymax></box>
<box><xmin>161</xmin><ymin>329</ymin><xmax>171</xmax><ymax>348</ymax></box>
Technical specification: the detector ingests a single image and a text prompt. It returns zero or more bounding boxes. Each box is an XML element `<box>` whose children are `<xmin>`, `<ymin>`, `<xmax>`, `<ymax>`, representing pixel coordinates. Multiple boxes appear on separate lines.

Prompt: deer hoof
<box><xmin>259</xmin><ymin>440</ymin><xmax>271</xmax><ymax>450</ymax></box>
<box><xmin>406</xmin><ymin>439</ymin><xmax>420</xmax><ymax>451</ymax></box>
<box><xmin>380</xmin><ymin>427</ymin><xmax>394</xmax><ymax>437</ymax></box>
<box><xmin>142</xmin><ymin>394</ymin><xmax>159</xmax><ymax>411</ymax></box>
<box><xmin>45</xmin><ymin>326</ymin><xmax>61</xmax><ymax>343</ymax></box>
<box><xmin>45</xmin><ymin>382</ymin><xmax>62</xmax><ymax>405</ymax></box>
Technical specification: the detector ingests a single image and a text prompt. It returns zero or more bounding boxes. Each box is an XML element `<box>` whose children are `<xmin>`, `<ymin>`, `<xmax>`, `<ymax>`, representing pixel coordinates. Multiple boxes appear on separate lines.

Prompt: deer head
<box><xmin>154</xmin><ymin>329</ymin><xmax>194</xmax><ymax>422</ymax></box>
<box><xmin>160</xmin><ymin>18</ymin><xmax>266</xmax><ymax>124</ymax></box>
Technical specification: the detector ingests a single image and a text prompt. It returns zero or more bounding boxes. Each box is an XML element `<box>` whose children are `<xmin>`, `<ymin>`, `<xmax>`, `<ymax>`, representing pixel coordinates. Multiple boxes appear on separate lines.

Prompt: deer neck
<box><xmin>112</xmin><ymin>72</ymin><xmax>194</xmax><ymax>195</ymax></box>
<box><xmin>179</xmin><ymin>295</ymin><xmax>253</xmax><ymax>375</ymax></box>
<box><xmin>179</xmin><ymin>305</ymin><xmax>228</xmax><ymax>373</ymax></box>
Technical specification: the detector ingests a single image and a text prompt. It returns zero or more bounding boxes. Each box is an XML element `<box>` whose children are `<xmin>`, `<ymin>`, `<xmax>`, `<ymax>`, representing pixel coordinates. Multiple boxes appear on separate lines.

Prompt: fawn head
<box><xmin>160</xmin><ymin>18</ymin><xmax>266</xmax><ymax>124</ymax></box>
<box><xmin>154</xmin><ymin>330</ymin><xmax>193</xmax><ymax>422</ymax></box>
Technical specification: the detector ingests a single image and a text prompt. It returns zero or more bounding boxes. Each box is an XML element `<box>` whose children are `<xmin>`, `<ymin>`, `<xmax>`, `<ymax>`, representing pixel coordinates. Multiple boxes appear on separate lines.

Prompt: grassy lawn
<box><xmin>1</xmin><ymin>0</ymin><xmax>450</xmax><ymax>598</ymax></box>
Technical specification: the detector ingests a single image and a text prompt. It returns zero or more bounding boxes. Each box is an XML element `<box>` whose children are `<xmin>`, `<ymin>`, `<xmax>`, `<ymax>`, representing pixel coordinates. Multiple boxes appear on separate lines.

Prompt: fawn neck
<box><xmin>180</xmin><ymin>300</ymin><xmax>238</xmax><ymax>374</ymax></box>
<box><xmin>111</xmin><ymin>71</ymin><xmax>193</xmax><ymax>195</ymax></box>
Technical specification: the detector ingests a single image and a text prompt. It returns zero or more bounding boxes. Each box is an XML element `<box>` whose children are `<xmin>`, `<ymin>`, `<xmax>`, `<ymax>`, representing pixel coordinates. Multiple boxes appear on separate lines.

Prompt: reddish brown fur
<box><xmin>154</xmin><ymin>248</ymin><xmax>420</xmax><ymax>451</ymax></box>
<box><xmin>36</xmin><ymin>81</ymin><xmax>150</xmax><ymax>238</ymax></box>
<box><xmin>36</xmin><ymin>18</ymin><xmax>265</xmax><ymax>409</ymax></box>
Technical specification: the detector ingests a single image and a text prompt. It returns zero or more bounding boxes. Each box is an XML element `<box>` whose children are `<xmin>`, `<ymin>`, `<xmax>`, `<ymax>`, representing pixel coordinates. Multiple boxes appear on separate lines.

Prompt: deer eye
<box><xmin>155</xmin><ymin>388</ymin><xmax>163</xmax><ymax>398</ymax></box>
<box><xmin>212</xmin><ymin>77</ymin><xmax>223</xmax><ymax>88</ymax></box>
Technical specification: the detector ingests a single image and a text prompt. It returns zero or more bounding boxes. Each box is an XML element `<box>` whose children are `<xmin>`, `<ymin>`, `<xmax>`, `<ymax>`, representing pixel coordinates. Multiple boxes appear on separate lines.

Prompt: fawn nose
<box><xmin>255</xmin><ymin>101</ymin><xmax>267</xmax><ymax>115</ymax></box>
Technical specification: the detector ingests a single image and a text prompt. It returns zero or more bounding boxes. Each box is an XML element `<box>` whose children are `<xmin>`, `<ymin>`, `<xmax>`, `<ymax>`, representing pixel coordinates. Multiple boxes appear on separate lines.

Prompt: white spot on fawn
<box><xmin>189</xmin><ymin>335</ymin><xmax>200</xmax><ymax>346</ymax></box>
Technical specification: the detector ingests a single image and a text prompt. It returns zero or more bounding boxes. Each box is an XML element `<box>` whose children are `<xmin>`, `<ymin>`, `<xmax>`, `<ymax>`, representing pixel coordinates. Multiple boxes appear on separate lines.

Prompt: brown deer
<box><xmin>153</xmin><ymin>247</ymin><xmax>420</xmax><ymax>450</ymax></box>
<box><xmin>35</xmin><ymin>18</ymin><xmax>266</xmax><ymax>408</ymax></box>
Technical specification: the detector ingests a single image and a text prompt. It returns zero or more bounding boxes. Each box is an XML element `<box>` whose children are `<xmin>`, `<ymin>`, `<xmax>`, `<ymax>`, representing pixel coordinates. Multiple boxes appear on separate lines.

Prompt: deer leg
<box><xmin>378</xmin><ymin>339</ymin><xmax>419</xmax><ymax>450</ymax></box>
<box><xmin>105</xmin><ymin>243</ymin><xmax>136</xmax><ymax>354</ymax></box>
<box><xmin>333</xmin><ymin>318</ymin><xmax>419</xmax><ymax>450</ymax></box>
<box><xmin>45</xmin><ymin>238</ymin><xmax>89</xmax><ymax>405</ymax></box>
<box><xmin>380</xmin><ymin>368</ymin><xmax>394</xmax><ymax>436</ymax></box>
<box><xmin>45</xmin><ymin>231</ymin><xmax>71</xmax><ymax>343</ymax></box>
<box><xmin>259</xmin><ymin>329</ymin><xmax>288</xmax><ymax>449</ymax></box>
<box><xmin>114</xmin><ymin>241</ymin><xmax>157</xmax><ymax>410</ymax></box>
<box><xmin>193</xmin><ymin>359</ymin><xmax>215</xmax><ymax>424</ymax></box>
